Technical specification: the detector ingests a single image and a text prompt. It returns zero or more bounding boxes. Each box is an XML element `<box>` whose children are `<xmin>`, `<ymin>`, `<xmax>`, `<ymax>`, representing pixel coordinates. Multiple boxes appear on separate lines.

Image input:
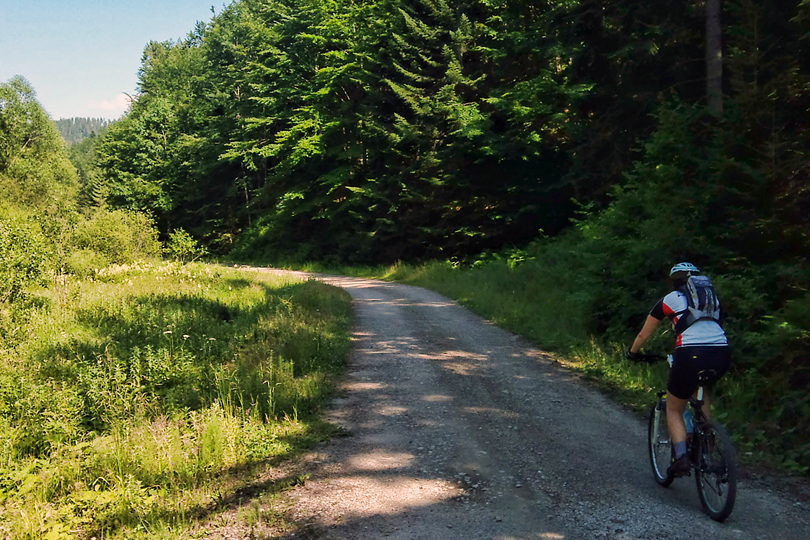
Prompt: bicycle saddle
<box><xmin>696</xmin><ymin>369</ymin><xmax>718</xmax><ymax>384</ymax></box>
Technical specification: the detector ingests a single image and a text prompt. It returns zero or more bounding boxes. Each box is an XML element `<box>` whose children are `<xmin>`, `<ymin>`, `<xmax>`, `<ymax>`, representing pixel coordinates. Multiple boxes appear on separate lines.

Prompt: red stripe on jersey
<box><xmin>663</xmin><ymin>300</ymin><xmax>683</xmax><ymax>345</ymax></box>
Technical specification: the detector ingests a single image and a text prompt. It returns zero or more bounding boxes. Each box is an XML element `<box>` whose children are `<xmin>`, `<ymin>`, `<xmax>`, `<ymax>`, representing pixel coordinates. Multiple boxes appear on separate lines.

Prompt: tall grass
<box><xmin>385</xmin><ymin>260</ymin><xmax>591</xmax><ymax>350</ymax></box>
<box><xmin>0</xmin><ymin>262</ymin><xmax>351</xmax><ymax>538</ymax></box>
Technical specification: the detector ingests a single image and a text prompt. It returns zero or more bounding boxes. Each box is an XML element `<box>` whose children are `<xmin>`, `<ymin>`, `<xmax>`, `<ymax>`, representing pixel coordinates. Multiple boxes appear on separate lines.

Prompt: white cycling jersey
<box><xmin>651</xmin><ymin>290</ymin><xmax>727</xmax><ymax>348</ymax></box>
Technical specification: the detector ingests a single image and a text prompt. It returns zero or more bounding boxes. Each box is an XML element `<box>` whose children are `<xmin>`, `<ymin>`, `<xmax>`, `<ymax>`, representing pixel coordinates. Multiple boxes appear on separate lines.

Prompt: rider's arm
<box><xmin>630</xmin><ymin>315</ymin><xmax>662</xmax><ymax>353</ymax></box>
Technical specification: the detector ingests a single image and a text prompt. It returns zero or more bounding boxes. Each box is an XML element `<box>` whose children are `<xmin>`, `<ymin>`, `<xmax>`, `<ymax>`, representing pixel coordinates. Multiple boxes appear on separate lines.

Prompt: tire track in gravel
<box><xmin>234</xmin><ymin>272</ymin><xmax>810</xmax><ymax>539</ymax></box>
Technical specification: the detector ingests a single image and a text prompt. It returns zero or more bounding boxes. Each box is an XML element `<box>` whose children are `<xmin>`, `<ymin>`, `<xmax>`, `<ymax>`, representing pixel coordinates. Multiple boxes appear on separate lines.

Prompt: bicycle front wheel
<box><xmin>695</xmin><ymin>420</ymin><xmax>737</xmax><ymax>522</ymax></box>
<box><xmin>648</xmin><ymin>401</ymin><xmax>673</xmax><ymax>486</ymax></box>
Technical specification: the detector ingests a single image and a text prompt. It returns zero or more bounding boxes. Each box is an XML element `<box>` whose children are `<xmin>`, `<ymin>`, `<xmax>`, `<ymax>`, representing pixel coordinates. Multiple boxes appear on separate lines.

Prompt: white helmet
<box><xmin>670</xmin><ymin>262</ymin><xmax>699</xmax><ymax>276</ymax></box>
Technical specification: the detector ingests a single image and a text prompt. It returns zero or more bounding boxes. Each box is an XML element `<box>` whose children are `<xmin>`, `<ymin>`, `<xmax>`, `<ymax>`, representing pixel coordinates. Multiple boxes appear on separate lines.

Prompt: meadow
<box><xmin>0</xmin><ymin>262</ymin><xmax>351</xmax><ymax>539</ymax></box>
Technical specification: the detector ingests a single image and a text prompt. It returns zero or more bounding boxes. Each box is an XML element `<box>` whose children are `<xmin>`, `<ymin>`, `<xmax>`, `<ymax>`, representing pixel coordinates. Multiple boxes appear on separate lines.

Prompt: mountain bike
<box><xmin>643</xmin><ymin>354</ymin><xmax>737</xmax><ymax>521</ymax></box>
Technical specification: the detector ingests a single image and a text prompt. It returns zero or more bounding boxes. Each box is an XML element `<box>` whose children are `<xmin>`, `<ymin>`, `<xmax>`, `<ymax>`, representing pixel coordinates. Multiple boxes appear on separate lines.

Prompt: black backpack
<box><xmin>674</xmin><ymin>275</ymin><xmax>722</xmax><ymax>333</ymax></box>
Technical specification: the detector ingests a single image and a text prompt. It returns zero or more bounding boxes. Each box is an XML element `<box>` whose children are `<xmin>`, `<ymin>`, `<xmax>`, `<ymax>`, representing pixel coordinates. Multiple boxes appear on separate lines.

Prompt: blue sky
<box><xmin>0</xmin><ymin>0</ymin><xmax>221</xmax><ymax>120</ymax></box>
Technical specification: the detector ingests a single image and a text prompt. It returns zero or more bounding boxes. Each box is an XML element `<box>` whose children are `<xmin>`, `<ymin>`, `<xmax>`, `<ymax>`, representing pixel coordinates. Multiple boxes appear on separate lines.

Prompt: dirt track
<box><xmin>214</xmin><ymin>272</ymin><xmax>810</xmax><ymax>539</ymax></box>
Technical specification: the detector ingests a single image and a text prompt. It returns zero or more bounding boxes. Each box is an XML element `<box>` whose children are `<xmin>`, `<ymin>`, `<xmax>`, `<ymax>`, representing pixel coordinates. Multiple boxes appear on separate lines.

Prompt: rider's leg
<box><xmin>666</xmin><ymin>392</ymin><xmax>688</xmax><ymax>456</ymax></box>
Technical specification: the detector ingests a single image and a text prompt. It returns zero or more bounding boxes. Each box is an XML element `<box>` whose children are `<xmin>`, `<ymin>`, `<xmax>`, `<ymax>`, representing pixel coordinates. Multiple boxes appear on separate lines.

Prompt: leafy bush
<box><xmin>0</xmin><ymin>371</ymin><xmax>84</xmax><ymax>458</ymax></box>
<box><xmin>164</xmin><ymin>228</ymin><xmax>207</xmax><ymax>263</ymax></box>
<box><xmin>63</xmin><ymin>248</ymin><xmax>111</xmax><ymax>277</ymax></box>
<box><xmin>71</xmin><ymin>208</ymin><xmax>161</xmax><ymax>266</ymax></box>
<box><xmin>0</xmin><ymin>212</ymin><xmax>51</xmax><ymax>303</ymax></box>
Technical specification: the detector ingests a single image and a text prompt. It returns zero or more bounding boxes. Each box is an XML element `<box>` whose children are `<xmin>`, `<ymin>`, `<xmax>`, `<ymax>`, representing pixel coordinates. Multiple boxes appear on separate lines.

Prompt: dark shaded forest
<box><xmin>89</xmin><ymin>0</ymin><xmax>808</xmax><ymax>266</ymax></box>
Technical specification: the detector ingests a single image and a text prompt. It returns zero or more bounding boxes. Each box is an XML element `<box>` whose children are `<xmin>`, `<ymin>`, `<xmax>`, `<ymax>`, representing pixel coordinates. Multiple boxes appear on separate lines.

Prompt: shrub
<box><xmin>164</xmin><ymin>228</ymin><xmax>207</xmax><ymax>263</ymax></box>
<box><xmin>71</xmin><ymin>209</ymin><xmax>161</xmax><ymax>266</ymax></box>
<box><xmin>63</xmin><ymin>248</ymin><xmax>111</xmax><ymax>277</ymax></box>
<box><xmin>0</xmin><ymin>213</ymin><xmax>51</xmax><ymax>303</ymax></box>
<box><xmin>0</xmin><ymin>370</ymin><xmax>84</xmax><ymax>458</ymax></box>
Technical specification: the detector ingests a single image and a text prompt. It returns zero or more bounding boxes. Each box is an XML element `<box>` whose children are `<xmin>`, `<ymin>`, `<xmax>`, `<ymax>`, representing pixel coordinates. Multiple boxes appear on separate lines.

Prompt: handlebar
<box><xmin>625</xmin><ymin>351</ymin><xmax>671</xmax><ymax>364</ymax></box>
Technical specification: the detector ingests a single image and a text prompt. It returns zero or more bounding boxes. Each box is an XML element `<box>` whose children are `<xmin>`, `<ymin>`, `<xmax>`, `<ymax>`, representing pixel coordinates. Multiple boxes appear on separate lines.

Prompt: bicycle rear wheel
<box><xmin>695</xmin><ymin>420</ymin><xmax>737</xmax><ymax>521</ymax></box>
<box><xmin>648</xmin><ymin>401</ymin><xmax>673</xmax><ymax>486</ymax></box>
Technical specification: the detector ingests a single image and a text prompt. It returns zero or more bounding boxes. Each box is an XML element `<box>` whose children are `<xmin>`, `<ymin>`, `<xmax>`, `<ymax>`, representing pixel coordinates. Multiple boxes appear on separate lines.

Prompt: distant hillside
<box><xmin>55</xmin><ymin>117</ymin><xmax>112</xmax><ymax>144</ymax></box>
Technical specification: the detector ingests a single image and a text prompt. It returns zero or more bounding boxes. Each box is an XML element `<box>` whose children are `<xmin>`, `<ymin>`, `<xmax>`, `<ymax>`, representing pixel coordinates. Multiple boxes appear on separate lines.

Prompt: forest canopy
<box><xmin>55</xmin><ymin>117</ymin><xmax>113</xmax><ymax>145</ymax></box>
<box><xmin>87</xmin><ymin>0</ymin><xmax>809</xmax><ymax>266</ymax></box>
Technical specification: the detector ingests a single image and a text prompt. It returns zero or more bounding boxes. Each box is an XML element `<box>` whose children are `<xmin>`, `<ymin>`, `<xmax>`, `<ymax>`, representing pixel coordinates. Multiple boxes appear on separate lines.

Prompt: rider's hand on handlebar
<box><xmin>625</xmin><ymin>349</ymin><xmax>644</xmax><ymax>362</ymax></box>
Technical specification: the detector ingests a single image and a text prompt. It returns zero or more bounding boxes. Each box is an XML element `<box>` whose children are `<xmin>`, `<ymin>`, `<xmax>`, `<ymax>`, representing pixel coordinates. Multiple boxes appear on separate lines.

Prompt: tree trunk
<box><xmin>706</xmin><ymin>0</ymin><xmax>723</xmax><ymax>116</ymax></box>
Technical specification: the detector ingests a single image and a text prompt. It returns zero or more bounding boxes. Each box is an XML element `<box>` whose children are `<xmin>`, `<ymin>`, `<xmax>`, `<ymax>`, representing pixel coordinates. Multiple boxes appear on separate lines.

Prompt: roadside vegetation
<box><xmin>0</xmin><ymin>261</ymin><xmax>351</xmax><ymax>538</ymax></box>
<box><xmin>284</xmin><ymin>243</ymin><xmax>808</xmax><ymax>478</ymax></box>
<box><xmin>0</xmin><ymin>77</ymin><xmax>352</xmax><ymax>538</ymax></box>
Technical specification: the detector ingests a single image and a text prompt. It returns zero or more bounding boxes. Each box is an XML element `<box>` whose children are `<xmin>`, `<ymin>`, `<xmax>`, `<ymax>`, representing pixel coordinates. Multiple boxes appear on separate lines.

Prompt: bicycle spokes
<box><xmin>701</xmin><ymin>472</ymin><xmax>728</xmax><ymax>496</ymax></box>
<box><xmin>695</xmin><ymin>421</ymin><xmax>737</xmax><ymax>522</ymax></box>
<box><xmin>648</xmin><ymin>402</ymin><xmax>674</xmax><ymax>486</ymax></box>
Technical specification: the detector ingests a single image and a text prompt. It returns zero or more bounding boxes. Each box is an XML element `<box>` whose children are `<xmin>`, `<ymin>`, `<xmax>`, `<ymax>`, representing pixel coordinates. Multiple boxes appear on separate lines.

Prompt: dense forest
<box><xmin>2</xmin><ymin>0</ymin><xmax>808</xmax><ymax>476</ymax></box>
<box><xmin>55</xmin><ymin>117</ymin><xmax>112</xmax><ymax>144</ymax></box>
<box><xmin>87</xmin><ymin>0</ymin><xmax>809</xmax><ymax>266</ymax></box>
<box><xmin>0</xmin><ymin>5</ymin><xmax>808</xmax><ymax>536</ymax></box>
<box><xmin>87</xmin><ymin>0</ymin><xmax>808</xmax><ymax>471</ymax></box>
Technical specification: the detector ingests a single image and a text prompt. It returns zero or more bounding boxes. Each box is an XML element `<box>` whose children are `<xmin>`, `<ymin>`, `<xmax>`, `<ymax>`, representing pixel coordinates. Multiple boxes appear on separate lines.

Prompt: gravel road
<box><xmin>223</xmin><ymin>272</ymin><xmax>810</xmax><ymax>539</ymax></box>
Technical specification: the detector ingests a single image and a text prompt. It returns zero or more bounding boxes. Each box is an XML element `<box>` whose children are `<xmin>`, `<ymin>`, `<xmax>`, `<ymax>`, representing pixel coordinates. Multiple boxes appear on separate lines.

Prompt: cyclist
<box><xmin>627</xmin><ymin>262</ymin><xmax>731</xmax><ymax>477</ymax></box>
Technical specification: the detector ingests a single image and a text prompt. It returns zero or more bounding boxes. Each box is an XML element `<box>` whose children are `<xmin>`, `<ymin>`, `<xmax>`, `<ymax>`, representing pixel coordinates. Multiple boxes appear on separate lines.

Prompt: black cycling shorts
<box><xmin>668</xmin><ymin>346</ymin><xmax>731</xmax><ymax>400</ymax></box>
